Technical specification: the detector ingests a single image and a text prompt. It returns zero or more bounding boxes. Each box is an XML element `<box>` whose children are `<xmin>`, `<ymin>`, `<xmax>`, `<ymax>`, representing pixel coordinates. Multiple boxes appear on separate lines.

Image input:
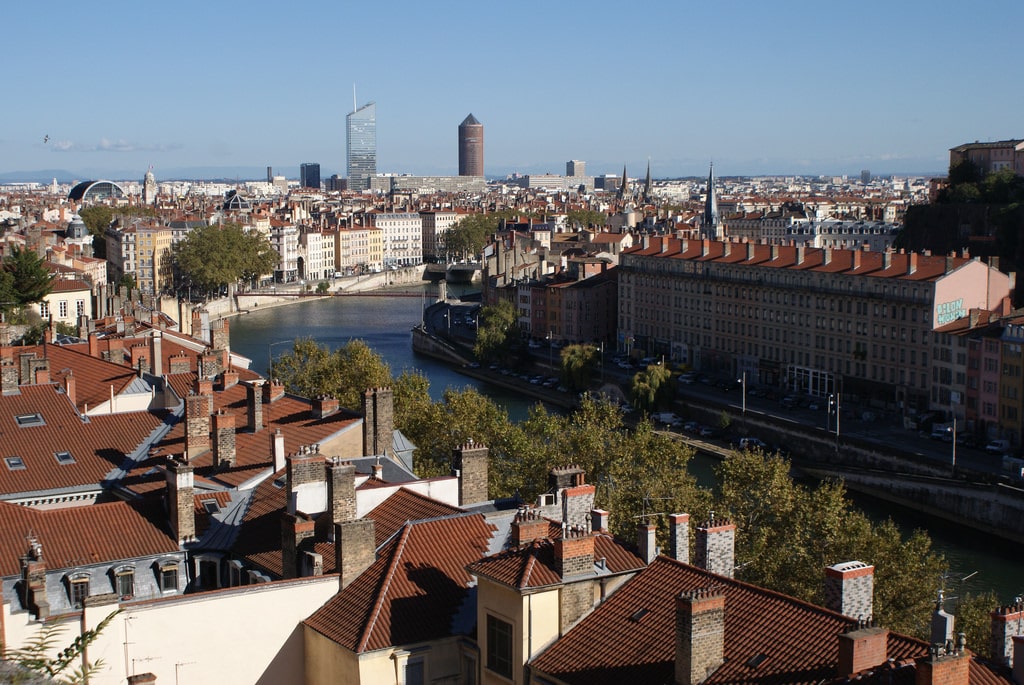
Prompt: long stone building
<box><xmin>618</xmin><ymin>236</ymin><xmax>1013</xmax><ymax>415</ymax></box>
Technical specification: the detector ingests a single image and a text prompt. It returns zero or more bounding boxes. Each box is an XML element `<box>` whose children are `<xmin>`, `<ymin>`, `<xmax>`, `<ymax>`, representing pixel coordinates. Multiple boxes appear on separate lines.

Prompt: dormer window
<box><xmin>5</xmin><ymin>456</ymin><xmax>26</xmax><ymax>471</ymax></box>
<box><xmin>15</xmin><ymin>413</ymin><xmax>44</xmax><ymax>427</ymax></box>
<box><xmin>55</xmin><ymin>451</ymin><xmax>75</xmax><ymax>465</ymax></box>
<box><xmin>113</xmin><ymin>566</ymin><xmax>134</xmax><ymax>599</ymax></box>
<box><xmin>66</xmin><ymin>572</ymin><xmax>90</xmax><ymax>608</ymax></box>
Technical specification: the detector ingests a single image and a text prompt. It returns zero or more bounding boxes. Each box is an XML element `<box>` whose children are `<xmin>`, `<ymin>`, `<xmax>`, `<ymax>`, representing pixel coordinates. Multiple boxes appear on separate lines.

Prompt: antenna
<box><xmin>353</xmin><ymin>84</ymin><xmax>357</xmax><ymax>113</ymax></box>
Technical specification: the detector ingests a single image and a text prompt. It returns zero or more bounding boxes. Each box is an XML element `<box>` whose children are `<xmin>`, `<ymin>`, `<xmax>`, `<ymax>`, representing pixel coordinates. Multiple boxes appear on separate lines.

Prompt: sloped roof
<box><xmin>366</xmin><ymin>487</ymin><xmax>463</xmax><ymax>547</ymax></box>
<box><xmin>304</xmin><ymin>513</ymin><xmax>497</xmax><ymax>652</ymax></box>
<box><xmin>529</xmin><ymin>556</ymin><xmax>1007</xmax><ymax>685</ymax></box>
<box><xmin>0</xmin><ymin>499</ymin><xmax>177</xmax><ymax>577</ymax></box>
<box><xmin>15</xmin><ymin>343</ymin><xmax>146</xmax><ymax>413</ymax></box>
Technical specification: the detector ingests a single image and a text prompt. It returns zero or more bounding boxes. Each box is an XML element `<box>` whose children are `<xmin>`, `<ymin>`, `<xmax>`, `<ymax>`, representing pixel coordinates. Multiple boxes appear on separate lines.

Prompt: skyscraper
<box><xmin>347</xmin><ymin>102</ymin><xmax>376</xmax><ymax>192</ymax></box>
<box><xmin>300</xmin><ymin>163</ymin><xmax>321</xmax><ymax>189</ymax></box>
<box><xmin>566</xmin><ymin>160</ymin><xmax>586</xmax><ymax>177</ymax></box>
<box><xmin>458</xmin><ymin>114</ymin><xmax>484</xmax><ymax>177</ymax></box>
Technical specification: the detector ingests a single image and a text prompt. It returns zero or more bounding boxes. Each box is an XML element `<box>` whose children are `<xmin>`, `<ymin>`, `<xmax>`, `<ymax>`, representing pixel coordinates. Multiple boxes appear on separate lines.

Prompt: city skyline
<box><xmin>3</xmin><ymin>0</ymin><xmax>1022</xmax><ymax>181</ymax></box>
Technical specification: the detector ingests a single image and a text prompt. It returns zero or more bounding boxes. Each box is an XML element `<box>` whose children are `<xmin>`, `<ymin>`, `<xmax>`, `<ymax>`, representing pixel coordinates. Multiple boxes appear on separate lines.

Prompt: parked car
<box><xmin>985</xmin><ymin>439</ymin><xmax>1011</xmax><ymax>455</ymax></box>
<box><xmin>698</xmin><ymin>425</ymin><xmax>717</xmax><ymax>438</ymax></box>
<box><xmin>683</xmin><ymin>421</ymin><xmax>700</xmax><ymax>433</ymax></box>
<box><xmin>737</xmin><ymin>437</ymin><xmax>768</xmax><ymax>451</ymax></box>
<box><xmin>653</xmin><ymin>412</ymin><xmax>682</xmax><ymax>427</ymax></box>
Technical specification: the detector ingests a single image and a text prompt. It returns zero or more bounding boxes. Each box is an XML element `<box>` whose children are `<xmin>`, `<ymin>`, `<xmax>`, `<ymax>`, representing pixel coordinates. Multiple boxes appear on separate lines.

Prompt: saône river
<box><xmin>228</xmin><ymin>289</ymin><xmax>1023</xmax><ymax>604</ymax></box>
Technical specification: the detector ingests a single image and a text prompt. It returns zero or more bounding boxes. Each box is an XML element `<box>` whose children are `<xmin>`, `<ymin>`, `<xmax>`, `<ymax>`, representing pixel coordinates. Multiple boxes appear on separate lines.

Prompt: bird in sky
<box><xmin>43</xmin><ymin>135</ymin><xmax>49</xmax><ymax>144</ymax></box>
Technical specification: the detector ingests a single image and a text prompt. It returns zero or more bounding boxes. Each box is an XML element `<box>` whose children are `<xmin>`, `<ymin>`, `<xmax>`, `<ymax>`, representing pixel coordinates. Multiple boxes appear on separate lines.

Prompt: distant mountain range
<box><xmin>0</xmin><ymin>167</ymin><xmax>340</xmax><ymax>184</ymax></box>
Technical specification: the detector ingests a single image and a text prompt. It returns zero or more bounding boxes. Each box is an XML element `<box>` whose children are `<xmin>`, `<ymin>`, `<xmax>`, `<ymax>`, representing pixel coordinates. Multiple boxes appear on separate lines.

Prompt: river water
<box><xmin>228</xmin><ymin>291</ymin><xmax>1024</xmax><ymax>604</ymax></box>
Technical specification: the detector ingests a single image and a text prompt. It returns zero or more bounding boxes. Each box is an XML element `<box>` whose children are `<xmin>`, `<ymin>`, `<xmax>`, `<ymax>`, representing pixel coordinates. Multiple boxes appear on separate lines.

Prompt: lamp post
<box><xmin>951</xmin><ymin>418</ymin><xmax>957</xmax><ymax>474</ymax></box>
<box><xmin>547</xmin><ymin>329</ymin><xmax>554</xmax><ymax>370</ymax></box>
<box><xmin>600</xmin><ymin>341</ymin><xmax>605</xmax><ymax>383</ymax></box>
<box><xmin>737</xmin><ymin>371</ymin><xmax>747</xmax><ymax>421</ymax></box>
<box><xmin>828</xmin><ymin>392</ymin><xmax>841</xmax><ymax>454</ymax></box>
<box><xmin>267</xmin><ymin>340</ymin><xmax>293</xmax><ymax>379</ymax></box>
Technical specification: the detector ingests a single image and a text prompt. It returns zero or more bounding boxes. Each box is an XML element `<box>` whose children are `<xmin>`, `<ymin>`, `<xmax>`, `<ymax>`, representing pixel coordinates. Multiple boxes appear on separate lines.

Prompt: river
<box><xmin>227</xmin><ymin>291</ymin><xmax>1024</xmax><ymax>605</ymax></box>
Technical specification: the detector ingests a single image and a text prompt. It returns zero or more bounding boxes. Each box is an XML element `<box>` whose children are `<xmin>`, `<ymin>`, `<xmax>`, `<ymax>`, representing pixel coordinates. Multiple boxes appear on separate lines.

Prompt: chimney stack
<box><xmin>20</xmin><ymin>539</ymin><xmax>50</xmax><ymax>619</ymax></box>
<box><xmin>694</xmin><ymin>515</ymin><xmax>735</xmax><ymax>578</ymax></box>
<box><xmin>166</xmin><ymin>458</ymin><xmax>196</xmax><ymax>545</ymax></box>
<box><xmin>220</xmin><ymin>369</ymin><xmax>239</xmax><ymax>390</ymax></box>
<box><xmin>272</xmin><ymin>428</ymin><xmax>286</xmax><ymax>472</ymax></box>
<box><xmin>553</xmin><ymin>527</ymin><xmax>594</xmax><ymax>578</ymax></box>
<box><xmin>184</xmin><ymin>392</ymin><xmax>211</xmax><ymax>460</ymax></box>
<box><xmin>991</xmin><ymin>599</ymin><xmax>1024</xmax><ymax>666</ymax></box>
<box><xmin>150</xmin><ymin>330</ymin><xmax>163</xmax><ymax>377</ymax></box>
<box><xmin>837</xmin><ymin>624</ymin><xmax>888</xmax><ymax>678</ymax></box>
<box><xmin>312</xmin><ymin>395</ymin><xmax>340</xmax><ymax>419</ymax></box>
<box><xmin>327</xmin><ymin>459</ymin><xmax>357</xmax><ymax>535</ymax></box>
<box><xmin>212</xmin><ymin>410</ymin><xmax>236</xmax><ymax>468</ymax></box>
<box><xmin>590</xmin><ymin>509</ymin><xmax>609</xmax><ymax>533</ymax></box>
<box><xmin>263</xmin><ymin>378</ymin><xmax>285</xmax><ymax>404</ymax></box>
<box><xmin>560</xmin><ymin>479</ymin><xmax>595</xmax><ymax>530</ymax></box>
<box><xmin>286</xmin><ymin>447</ymin><xmax>327</xmax><ymax>515</ymax></box>
<box><xmin>914</xmin><ymin>637</ymin><xmax>969</xmax><ymax>685</ymax></box>
<box><xmin>336</xmin><ymin>519</ymin><xmax>376</xmax><ymax>589</ymax></box>
<box><xmin>361</xmin><ymin>388</ymin><xmax>393</xmax><ymax>457</ymax></box>
<box><xmin>669</xmin><ymin>513</ymin><xmax>690</xmax><ymax>563</ymax></box>
<box><xmin>281</xmin><ymin>511</ymin><xmax>316</xmax><ymax>579</ymax></box>
<box><xmin>852</xmin><ymin>248</ymin><xmax>862</xmax><ymax>270</ymax></box>
<box><xmin>247</xmin><ymin>381</ymin><xmax>264</xmax><ymax>431</ymax></box>
<box><xmin>452</xmin><ymin>440</ymin><xmax>489</xmax><ymax>506</ymax></box>
<box><xmin>63</xmin><ymin>373</ymin><xmax>76</xmax><ymax>406</ymax></box>
<box><xmin>511</xmin><ymin>508</ymin><xmax>549</xmax><ymax>546</ymax></box>
<box><xmin>675</xmin><ymin>589</ymin><xmax>725</xmax><ymax>685</ymax></box>
<box><xmin>1</xmin><ymin>358</ymin><xmax>18</xmax><ymax>394</ymax></box>
<box><xmin>168</xmin><ymin>354</ymin><xmax>190</xmax><ymax>374</ymax></box>
<box><xmin>824</xmin><ymin>561</ymin><xmax>874</xmax><ymax>620</ymax></box>
<box><xmin>930</xmin><ymin>595</ymin><xmax>955</xmax><ymax>647</ymax></box>
<box><xmin>908</xmin><ymin>251</ymin><xmax>918</xmax><ymax>275</ymax></box>
<box><xmin>637</xmin><ymin>522</ymin><xmax>657</xmax><ymax>565</ymax></box>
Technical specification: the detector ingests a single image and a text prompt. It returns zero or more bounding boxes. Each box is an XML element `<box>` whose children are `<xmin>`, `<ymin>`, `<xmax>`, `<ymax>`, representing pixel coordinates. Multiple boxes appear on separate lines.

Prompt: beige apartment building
<box><xmin>618</xmin><ymin>237</ymin><xmax>1012</xmax><ymax>414</ymax></box>
<box><xmin>336</xmin><ymin>226</ymin><xmax>383</xmax><ymax>273</ymax></box>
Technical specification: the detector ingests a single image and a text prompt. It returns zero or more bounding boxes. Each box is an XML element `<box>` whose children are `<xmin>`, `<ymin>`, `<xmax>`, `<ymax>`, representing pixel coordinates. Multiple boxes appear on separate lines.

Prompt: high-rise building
<box><xmin>300</xmin><ymin>163</ymin><xmax>321</xmax><ymax>189</ymax></box>
<box><xmin>458</xmin><ymin>114</ymin><xmax>484</xmax><ymax>177</ymax></box>
<box><xmin>347</xmin><ymin>102</ymin><xmax>377</xmax><ymax>192</ymax></box>
<box><xmin>566</xmin><ymin>160</ymin><xmax>585</xmax><ymax>177</ymax></box>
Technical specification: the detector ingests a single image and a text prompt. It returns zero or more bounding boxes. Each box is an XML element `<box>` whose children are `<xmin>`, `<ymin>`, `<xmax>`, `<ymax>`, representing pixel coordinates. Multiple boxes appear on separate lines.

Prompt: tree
<box><xmin>952</xmin><ymin>591</ymin><xmax>1000</xmax><ymax>659</ymax></box>
<box><xmin>171</xmin><ymin>222</ymin><xmax>278</xmax><ymax>296</ymax></box>
<box><xmin>445</xmin><ymin>214</ymin><xmax>500</xmax><ymax>261</ymax></box>
<box><xmin>315</xmin><ymin>281</ymin><xmax>330</xmax><ymax>294</ymax></box>
<box><xmin>566</xmin><ymin>209</ymin><xmax>607</xmax><ymax>230</ymax></box>
<box><xmin>560</xmin><ymin>344</ymin><xmax>598</xmax><ymax>390</ymax></box>
<box><xmin>630</xmin><ymin>363</ymin><xmax>672</xmax><ymax>411</ymax></box>
<box><xmin>714</xmin><ymin>449</ymin><xmax>946</xmax><ymax>638</ymax></box>
<box><xmin>270</xmin><ymin>338</ymin><xmax>393</xmax><ymax>411</ymax></box>
<box><xmin>3</xmin><ymin>246</ymin><xmax>54</xmax><ymax>307</ymax></box>
<box><xmin>473</xmin><ymin>300</ymin><xmax>520</xmax><ymax>362</ymax></box>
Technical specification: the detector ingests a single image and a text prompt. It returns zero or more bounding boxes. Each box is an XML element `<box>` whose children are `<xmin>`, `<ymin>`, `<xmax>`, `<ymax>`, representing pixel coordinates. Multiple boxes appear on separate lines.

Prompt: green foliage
<box><xmin>3</xmin><ymin>610</ymin><xmax>117</xmax><ymax>683</ymax></box>
<box><xmin>715</xmin><ymin>449</ymin><xmax>946</xmax><ymax>638</ymax></box>
<box><xmin>315</xmin><ymin>281</ymin><xmax>330</xmax><ymax>294</ymax></box>
<box><xmin>446</xmin><ymin>214</ymin><xmax>500</xmax><ymax>260</ymax></box>
<box><xmin>560</xmin><ymin>344</ymin><xmax>598</xmax><ymax>390</ymax></box>
<box><xmin>952</xmin><ymin>591</ymin><xmax>1000</xmax><ymax>658</ymax></box>
<box><xmin>566</xmin><ymin>209</ymin><xmax>608</xmax><ymax>229</ymax></box>
<box><xmin>3</xmin><ymin>246</ymin><xmax>54</xmax><ymax>307</ymax></box>
<box><xmin>630</xmin><ymin>363</ymin><xmax>672</xmax><ymax>411</ymax></box>
<box><xmin>271</xmin><ymin>338</ymin><xmax>393</xmax><ymax>411</ymax></box>
<box><xmin>117</xmin><ymin>273</ymin><xmax>137</xmax><ymax>291</ymax></box>
<box><xmin>473</xmin><ymin>301</ymin><xmax>520</xmax><ymax>362</ymax></box>
<box><xmin>171</xmin><ymin>222</ymin><xmax>278</xmax><ymax>295</ymax></box>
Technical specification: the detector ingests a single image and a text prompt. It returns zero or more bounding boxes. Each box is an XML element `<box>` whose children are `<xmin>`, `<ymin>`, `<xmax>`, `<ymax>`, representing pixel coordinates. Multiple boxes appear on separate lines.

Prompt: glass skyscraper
<box><xmin>346</xmin><ymin>102</ymin><xmax>376</xmax><ymax>192</ymax></box>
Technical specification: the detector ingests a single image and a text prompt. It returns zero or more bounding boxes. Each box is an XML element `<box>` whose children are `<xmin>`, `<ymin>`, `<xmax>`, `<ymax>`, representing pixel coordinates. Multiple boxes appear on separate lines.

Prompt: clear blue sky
<box><xmin>4</xmin><ymin>0</ymin><xmax>1022</xmax><ymax>180</ymax></box>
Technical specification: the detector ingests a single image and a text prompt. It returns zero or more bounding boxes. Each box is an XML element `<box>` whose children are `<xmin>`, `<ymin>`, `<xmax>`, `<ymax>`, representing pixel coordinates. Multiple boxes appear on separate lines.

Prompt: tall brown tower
<box><xmin>458</xmin><ymin>114</ymin><xmax>484</xmax><ymax>176</ymax></box>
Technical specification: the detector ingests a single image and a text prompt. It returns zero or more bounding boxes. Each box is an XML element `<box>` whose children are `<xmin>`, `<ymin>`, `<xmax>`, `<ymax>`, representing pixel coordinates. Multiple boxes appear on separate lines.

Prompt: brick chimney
<box><xmin>824</xmin><ymin>561</ymin><xmax>874</xmax><ymax>620</ymax></box>
<box><xmin>247</xmin><ymin>381</ymin><xmax>264</xmax><ymax>431</ymax></box>
<box><xmin>327</xmin><ymin>459</ymin><xmax>356</xmax><ymax>536</ymax></box>
<box><xmin>63</xmin><ymin>373</ymin><xmax>76</xmax><ymax>406</ymax></box>
<box><xmin>336</xmin><ymin>519</ymin><xmax>376</xmax><ymax>589</ymax></box>
<box><xmin>210</xmin><ymin>319</ymin><xmax>230</xmax><ymax>357</ymax></box>
<box><xmin>184</xmin><ymin>392</ymin><xmax>211</xmax><ymax>460</ymax></box>
<box><xmin>286</xmin><ymin>446</ymin><xmax>327</xmax><ymax>515</ymax></box>
<box><xmin>1012</xmin><ymin>635</ymin><xmax>1024</xmax><ymax>685</ymax></box>
<box><xmin>281</xmin><ymin>511</ymin><xmax>316</xmax><ymax>579</ymax></box>
<box><xmin>88</xmin><ymin>332</ymin><xmax>101</xmax><ymax>358</ymax></box>
<box><xmin>263</xmin><ymin>378</ymin><xmax>285</xmax><ymax>404</ymax></box>
<box><xmin>220</xmin><ymin>369</ymin><xmax>239</xmax><ymax>390</ymax></box>
<box><xmin>838</xmin><ymin>624</ymin><xmax>888</xmax><ymax>678</ymax></box>
<box><xmin>553</xmin><ymin>528</ymin><xmax>594</xmax><ymax>578</ymax></box>
<box><xmin>560</xmin><ymin>480</ymin><xmax>595</xmax><ymax>529</ymax></box>
<box><xmin>361</xmin><ymin>387</ymin><xmax>393</xmax><ymax>457</ymax></box>
<box><xmin>130</xmin><ymin>344</ymin><xmax>149</xmax><ymax>375</ymax></box>
<box><xmin>452</xmin><ymin>440</ymin><xmax>489</xmax><ymax>506</ymax></box>
<box><xmin>1</xmin><ymin>358</ymin><xmax>18</xmax><ymax>394</ymax></box>
<box><xmin>637</xmin><ymin>522</ymin><xmax>657</xmax><ymax>565</ymax></box>
<box><xmin>150</xmin><ymin>330</ymin><xmax>163</xmax><ymax>377</ymax></box>
<box><xmin>312</xmin><ymin>395</ymin><xmax>340</xmax><ymax>419</ymax></box>
<box><xmin>20</xmin><ymin>538</ymin><xmax>49</xmax><ymax>619</ymax></box>
<box><xmin>166</xmin><ymin>458</ymin><xmax>195</xmax><ymax>545</ymax></box>
<box><xmin>694</xmin><ymin>515</ymin><xmax>735</xmax><ymax>578</ymax></box>
<box><xmin>914</xmin><ymin>639</ymin><xmax>968</xmax><ymax>685</ymax></box>
<box><xmin>511</xmin><ymin>508</ymin><xmax>549</xmax><ymax>546</ymax></box>
<box><xmin>908</xmin><ymin>251</ymin><xmax>918</xmax><ymax>276</ymax></box>
<box><xmin>675</xmin><ymin>589</ymin><xmax>725</xmax><ymax>685</ymax></box>
<box><xmin>991</xmin><ymin>600</ymin><xmax>1024</xmax><ymax>666</ymax></box>
<box><xmin>212</xmin><ymin>410</ymin><xmax>236</xmax><ymax>468</ymax></box>
<box><xmin>669</xmin><ymin>513</ymin><xmax>690</xmax><ymax>563</ymax></box>
<box><xmin>107</xmin><ymin>338</ymin><xmax>125</xmax><ymax>365</ymax></box>
<box><xmin>198</xmin><ymin>350</ymin><xmax>221</xmax><ymax>379</ymax></box>
<box><xmin>590</xmin><ymin>509</ymin><xmax>609</xmax><ymax>533</ymax></box>
<box><xmin>168</xmin><ymin>354</ymin><xmax>190</xmax><ymax>374</ymax></box>
<box><xmin>127</xmin><ymin>674</ymin><xmax>157</xmax><ymax>685</ymax></box>
<box><xmin>852</xmin><ymin>249</ymin><xmax>862</xmax><ymax>270</ymax></box>
<box><xmin>196</xmin><ymin>377</ymin><xmax>214</xmax><ymax>413</ymax></box>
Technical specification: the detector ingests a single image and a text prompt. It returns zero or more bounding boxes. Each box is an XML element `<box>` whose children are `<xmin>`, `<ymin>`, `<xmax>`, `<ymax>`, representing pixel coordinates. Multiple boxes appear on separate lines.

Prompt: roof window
<box><xmin>15</xmin><ymin>413</ymin><xmax>44</xmax><ymax>427</ymax></box>
<box><xmin>5</xmin><ymin>456</ymin><xmax>26</xmax><ymax>471</ymax></box>
<box><xmin>201</xmin><ymin>499</ymin><xmax>220</xmax><ymax>514</ymax></box>
<box><xmin>55</xmin><ymin>451</ymin><xmax>75</xmax><ymax>465</ymax></box>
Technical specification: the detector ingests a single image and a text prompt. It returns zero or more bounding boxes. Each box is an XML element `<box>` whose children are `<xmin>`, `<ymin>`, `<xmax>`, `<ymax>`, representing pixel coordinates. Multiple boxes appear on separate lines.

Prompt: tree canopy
<box><xmin>566</xmin><ymin>209</ymin><xmax>607</xmax><ymax>230</ymax></box>
<box><xmin>560</xmin><ymin>344</ymin><xmax>599</xmax><ymax>390</ymax></box>
<box><xmin>473</xmin><ymin>300</ymin><xmax>521</xmax><ymax>362</ymax></box>
<box><xmin>1</xmin><ymin>246</ymin><xmax>54</xmax><ymax>319</ymax></box>
<box><xmin>445</xmin><ymin>214</ymin><xmax>500</xmax><ymax>261</ymax></box>
<box><xmin>171</xmin><ymin>222</ymin><xmax>278</xmax><ymax>295</ymax></box>
<box><xmin>630</xmin><ymin>362</ymin><xmax>673</xmax><ymax>411</ymax></box>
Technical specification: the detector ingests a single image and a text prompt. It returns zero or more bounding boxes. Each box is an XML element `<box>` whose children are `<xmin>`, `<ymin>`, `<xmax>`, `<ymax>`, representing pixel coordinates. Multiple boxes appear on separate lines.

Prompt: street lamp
<box><xmin>267</xmin><ymin>340</ymin><xmax>293</xmax><ymax>378</ymax></box>
<box><xmin>951</xmin><ymin>418</ymin><xmax>957</xmax><ymax>474</ymax></box>
<box><xmin>828</xmin><ymin>392</ymin><xmax>841</xmax><ymax>454</ymax></box>
<box><xmin>737</xmin><ymin>371</ymin><xmax>747</xmax><ymax>419</ymax></box>
<box><xmin>547</xmin><ymin>329</ymin><xmax>554</xmax><ymax>370</ymax></box>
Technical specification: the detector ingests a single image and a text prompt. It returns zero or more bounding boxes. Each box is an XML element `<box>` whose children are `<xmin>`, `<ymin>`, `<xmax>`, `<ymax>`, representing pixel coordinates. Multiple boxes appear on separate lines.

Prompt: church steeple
<box><xmin>643</xmin><ymin>160</ymin><xmax>652</xmax><ymax>203</ymax></box>
<box><xmin>702</xmin><ymin>163</ymin><xmax>721</xmax><ymax>239</ymax></box>
<box><xmin>617</xmin><ymin>164</ymin><xmax>628</xmax><ymax>200</ymax></box>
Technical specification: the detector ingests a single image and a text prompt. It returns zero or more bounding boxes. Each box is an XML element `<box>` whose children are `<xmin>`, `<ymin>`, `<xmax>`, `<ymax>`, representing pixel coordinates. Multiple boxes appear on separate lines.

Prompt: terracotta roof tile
<box><xmin>304</xmin><ymin>514</ymin><xmax>497</xmax><ymax>652</ymax></box>
<box><xmin>366</xmin><ymin>488</ymin><xmax>463</xmax><ymax>547</ymax></box>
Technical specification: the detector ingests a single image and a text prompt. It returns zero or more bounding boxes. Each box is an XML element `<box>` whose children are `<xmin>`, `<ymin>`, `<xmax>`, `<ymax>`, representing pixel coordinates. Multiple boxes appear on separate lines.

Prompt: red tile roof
<box><xmin>0</xmin><ymin>499</ymin><xmax>178</xmax><ymax>577</ymax></box>
<box><xmin>304</xmin><ymin>514</ymin><xmax>497</xmax><ymax>652</ymax></box>
<box><xmin>0</xmin><ymin>385</ymin><xmax>167</xmax><ymax>497</ymax></box>
<box><xmin>366</xmin><ymin>487</ymin><xmax>463</xmax><ymax>547</ymax></box>
<box><xmin>12</xmin><ymin>344</ymin><xmax>143</xmax><ymax>413</ymax></box>
<box><xmin>529</xmin><ymin>556</ymin><xmax>1009</xmax><ymax>685</ymax></box>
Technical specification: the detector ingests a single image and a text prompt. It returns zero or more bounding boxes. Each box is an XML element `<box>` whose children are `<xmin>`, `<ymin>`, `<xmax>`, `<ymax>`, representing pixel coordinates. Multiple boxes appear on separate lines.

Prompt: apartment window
<box><xmin>68</xmin><ymin>575</ymin><xmax>90</xmax><ymax>608</ymax></box>
<box><xmin>39</xmin><ymin>302</ymin><xmax>49</xmax><ymax>317</ymax></box>
<box><xmin>115</xmin><ymin>568</ymin><xmax>135</xmax><ymax>598</ymax></box>
<box><xmin>159</xmin><ymin>562</ymin><xmax>179</xmax><ymax>592</ymax></box>
<box><xmin>58</xmin><ymin>301</ymin><xmax>68</xmax><ymax>318</ymax></box>
<box><xmin>486</xmin><ymin>615</ymin><xmax>513</xmax><ymax>679</ymax></box>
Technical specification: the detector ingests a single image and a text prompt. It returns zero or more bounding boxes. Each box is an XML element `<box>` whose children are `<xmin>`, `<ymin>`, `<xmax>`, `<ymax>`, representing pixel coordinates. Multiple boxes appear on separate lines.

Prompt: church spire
<box><xmin>703</xmin><ymin>162</ymin><xmax>721</xmax><ymax>238</ymax></box>
<box><xmin>616</xmin><ymin>164</ymin><xmax>628</xmax><ymax>201</ymax></box>
<box><xmin>643</xmin><ymin>159</ymin><xmax>652</xmax><ymax>202</ymax></box>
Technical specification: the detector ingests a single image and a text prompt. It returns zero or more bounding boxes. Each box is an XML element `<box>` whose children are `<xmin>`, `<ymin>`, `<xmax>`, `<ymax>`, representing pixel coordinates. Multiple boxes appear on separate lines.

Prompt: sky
<box><xmin>3</xmin><ymin>0</ymin><xmax>1023</xmax><ymax>181</ymax></box>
